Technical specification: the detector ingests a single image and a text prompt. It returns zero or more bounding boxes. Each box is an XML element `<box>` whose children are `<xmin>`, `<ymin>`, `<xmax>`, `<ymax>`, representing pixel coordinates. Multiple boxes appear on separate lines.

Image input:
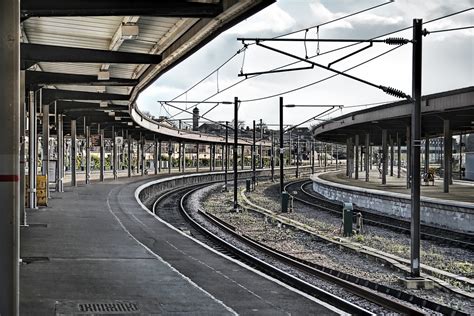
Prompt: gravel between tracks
<box><xmin>198</xmin><ymin>182</ymin><xmax>473</xmax><ymax>315</ymax></box>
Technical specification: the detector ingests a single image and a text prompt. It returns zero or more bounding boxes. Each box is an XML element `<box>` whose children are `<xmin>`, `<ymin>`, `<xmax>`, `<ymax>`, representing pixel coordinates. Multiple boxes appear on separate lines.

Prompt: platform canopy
<box><xmin>312</xmin><ymin>87</ymin><xmax>474</xmax><ymax>145</ymax></box>
<box><xmin>22</xmin><ymin>0</ymin><xmax>274</xmax><ymax>142</ymax></box>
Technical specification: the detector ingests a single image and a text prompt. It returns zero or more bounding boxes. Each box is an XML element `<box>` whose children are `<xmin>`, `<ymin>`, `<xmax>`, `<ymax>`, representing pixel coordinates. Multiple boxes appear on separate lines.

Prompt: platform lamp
<box><xmin>279</xmin><ymin>97</ymin><xmax>343</xmax><ymax>212</ymax></box>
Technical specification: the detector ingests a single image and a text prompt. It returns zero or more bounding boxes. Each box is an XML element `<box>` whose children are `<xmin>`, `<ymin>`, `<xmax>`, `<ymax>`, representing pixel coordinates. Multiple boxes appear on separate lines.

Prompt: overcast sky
<box><xmin>137</xmin><ymin>0</ymin><xmax>473</xmax><ymax>129</ymax></box>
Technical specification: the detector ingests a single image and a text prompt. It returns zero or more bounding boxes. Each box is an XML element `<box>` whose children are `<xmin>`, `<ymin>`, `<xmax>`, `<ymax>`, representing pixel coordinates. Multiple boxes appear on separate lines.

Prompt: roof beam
<box><xmin>56</xmin><ymin>100</ymin><xmax>128</xmax><ymax>113</ymax></box>
<box><xmin>21</xmin><ymin>43</ymin><xmax>162</xmax><ymax>64</ymax></box>
<box><xmin>26</xmin><ymin>71</ymin><xmax>138</xmax><ymax>87</ymax></box>
<box><xmin>21</xmin><ymin>0</ymin><xmax>223</xmax><ymax>19</ymax></box>
<box><xmin>42</xmin><ymin>89</ymin><xmax>130</xmax><ymax>104</ymax></box>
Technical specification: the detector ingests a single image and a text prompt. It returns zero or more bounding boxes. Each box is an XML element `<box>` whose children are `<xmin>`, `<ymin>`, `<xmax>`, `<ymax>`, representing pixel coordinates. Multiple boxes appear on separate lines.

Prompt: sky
<box><xmin>136</xmin><ymin>0</ymin><xmax>473</xmax><ymax>129</ymax></box>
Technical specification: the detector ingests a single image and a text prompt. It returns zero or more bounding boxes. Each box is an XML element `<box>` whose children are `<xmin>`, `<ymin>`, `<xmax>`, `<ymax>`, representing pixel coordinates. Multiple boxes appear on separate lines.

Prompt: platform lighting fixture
<box><xmin>127</xmin><ymin>122</ymin><xmax>133</xmax><ymax>126</ymax></box>
<box><xmin>120</xmin><ymin>23</ymin><xmax>139</xmax><ymax>40</ymax></box>
<box><xmin>100</xmin><ymin>101</ymin><xmax>108</xmax><ymax>108</ymax></box>
<box><xmin>107</xmin><ymin>112</ymin><xmax>115</xmax><ymax>116</ymax></box>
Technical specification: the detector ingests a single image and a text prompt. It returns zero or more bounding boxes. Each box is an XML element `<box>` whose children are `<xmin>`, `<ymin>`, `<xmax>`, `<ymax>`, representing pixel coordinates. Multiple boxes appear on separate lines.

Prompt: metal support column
<box><xmin>168</xmin><ymin>141</ymin><xmax>172</xmax><ymax>174</ymax></box>
<box><xmin>99</xmin><ymin>129</ymin><xmax>104</xmax><ymax>181</ymax></box>
<box><xmin>324</xmin><ymin>143</ymin><xmax>327</xmax><ymax>172</ymax></box>
<box><xmin>196</xmin><ymin>142</ymin><xmax>199</xmax><ymax>172</ymax></box>
<box><xmin>85</xmin><ymin>126</ymin><xmax>90</xmax><ymax>184</ymax></box>
<box><xmin>443</xmin><ymin>119</ymin><xmax>451</xmax><ymax>193</ymax></box>
<box><xmin>57</xmin><ymin>115</ymin><xmax>64</xmax><ymax>192</ymax></box>
<box><xmin>382</xmin><ymin>129</ymin><xmax>387</xmax><ymax>185</ymax></box>
<box><xmin>279</xmin><ymin>97</ymin><xmax>284</xmax><ymax>195</ymax></box>
<box><xmin>397</xmin><ymin>133</ymin><xmax>401</xmax><ymax>178</ymax></box>
<box><xmin>20</xmin><ymin>73</ymin><xmax>25</xmax><ymax>225</ymax></box>
<box><xmin>271</xmin><ymin>131</ymin><xmax>275</xmax><ymax>180</ymax></box>
<box><xmin>158</xmin><ymin>141</ymin><xmax>162</xmax><ymax>173</ymax></box>
<box><xmin>459</xmin><ymin>134</ymin><xmax>463</xmax><ymax>179</ymax></box>
<box><xmin>127</xmin><ymin>132</ymin><xmax>131</xmax><ymax>178</ymax></box>
<box><xmin>410</xmin><ymin>18</ymin><xmax>423</xmax><ymax>278</ymax></box>
<box><xmin>209</xmin><ymin>144</ymin><xmax>212</xmax><ymax>172</ymax></box>
<box><xmin>241</xmin><ymin>145</ymin><xmax>244</xmax><ymax>170</ymax></box>
<box><xmin>233</xmin><ymin>97</ymin><xmax>239</xmax><ymax>210</ymax></box>
<box><xmin>424</xmin><ymin>137</ymin><xmax>429</xmax><ymax>174</ymax></box>
<box><xmin>28</xmin><ymin>91</ymin><xmax>37</xmax><ymax>208</ymax></box>
<box><xmin>182</xmin><ymin>143</ymin><xmax>186</xmax><ymax>173</ymax></box>
<box><xmin>112</xmin><ymin>126</ymin><xmax>117</xmax><ymax>179</ymax></box>
<box><xmin>221</xmin><ymin>144</ymin><xmax>225</xmax><ymax>171</ymax></box>
<box><xmin>406</xmin><ymin>126</ymin><xmax>411</xmax><ymax>188</ymax></box>
<box><xmin>42</xmin><ymin>103</ymin><xmax>49</xmax><ymax>192</ymax></box>
<box><xmin>0</xmin><ymin>0</ymin><xmax>20</xmax><ymax>311</ymax></box>
<box><xmin>224</xmin><ymin>122</ymin><xmax>228</xmax><ymax>191</ymax></box>
<box><xmin>296</xmin><ymin>136</ymin><xmax>300</xmax><ymax>178</ymax></box>
<box><xmin>354</xmin><ymin>135</ymin><xmax>359</xmax><ymax>180</ymax></box>
<box><xmin>335</xmin><ymin>144</ymin><xmax>338</xmax><ymax>170</ymax></box>
<box><xmin>365</xmin><ymin>133</ymin><xmax>370</xmax><ymax>182</ymax></box>
<box><xmin>252</xmin><ymin>120</ymin><xmax>256</xmax><ymax>186</ymax></box>
<box><xmin>311</xmin><ymin>142</ymin><xmax>315</xmax><ymax>174</ymax></box>
<box><xmin>71</xmin><ymin>119</ymin><xmax>77</xmax><ymax>186</ymax></box>
<box><xmin>154</xmin><ymin>136</ymin><xmax>158</xmax><ymax>175</ymax></box>
<box><xmin>390</xmin><ymin>135</ymin><xmax>394</xmax><ymax>176</ymax></box>
<box><xmin>259</xmin><ymin>118</ymin><xmax>263</xmax><ymax>168</ymax></box>
<box><xmin>141</xmin><ymin>136</ymin><xmax>145</xmax><ymax>176</ymax></box>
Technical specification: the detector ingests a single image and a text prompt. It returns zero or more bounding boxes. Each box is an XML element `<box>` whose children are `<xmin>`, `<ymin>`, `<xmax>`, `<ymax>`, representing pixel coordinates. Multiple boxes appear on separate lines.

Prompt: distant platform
<box><xmin>311</xmin><ymin>170</ymin><xmax>474</xmax><ymax>233</ymax></box>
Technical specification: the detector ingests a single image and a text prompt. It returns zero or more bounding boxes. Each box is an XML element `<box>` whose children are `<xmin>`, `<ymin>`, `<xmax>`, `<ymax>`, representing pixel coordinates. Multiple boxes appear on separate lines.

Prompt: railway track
<box><xmin>151</xmin><ymin>182</ymin><xmax>448</xmax><ymax>315</ymax></box>
<box><xmin>284</xmin><ymin>179</ymin><xmax>474</xmax><ymax>251</ymax></box>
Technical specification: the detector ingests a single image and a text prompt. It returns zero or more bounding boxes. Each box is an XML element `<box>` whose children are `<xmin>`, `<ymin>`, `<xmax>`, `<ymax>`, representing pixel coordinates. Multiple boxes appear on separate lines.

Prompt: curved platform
<box><xmin>21</xmin><ymin>172</ymin><xmax>341</xmax><ymax>315</ymax></box>
<box><xmin>311</xmin><ymin>170</ymin><xmax>474</xmax><ymax>233</ymax></box>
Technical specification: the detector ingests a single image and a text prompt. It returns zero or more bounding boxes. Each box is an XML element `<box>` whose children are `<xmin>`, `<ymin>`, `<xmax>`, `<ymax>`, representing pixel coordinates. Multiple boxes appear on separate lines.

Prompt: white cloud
<box><xmin>228</xmin><ymin>4</ymin><xmax>296</xmax><ymax>36</ymax></box>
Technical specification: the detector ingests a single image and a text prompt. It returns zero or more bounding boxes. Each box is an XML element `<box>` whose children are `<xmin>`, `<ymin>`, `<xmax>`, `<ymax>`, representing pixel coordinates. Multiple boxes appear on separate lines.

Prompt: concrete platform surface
<box><xmin>21</xmin><ymin>174</ymin><xmax>339</xmax><ymax>315</ymax></box>
<box><xmin>319</xmin><ymin>169</ymin><xmax>474</xmax><ymax>204</ymax></box>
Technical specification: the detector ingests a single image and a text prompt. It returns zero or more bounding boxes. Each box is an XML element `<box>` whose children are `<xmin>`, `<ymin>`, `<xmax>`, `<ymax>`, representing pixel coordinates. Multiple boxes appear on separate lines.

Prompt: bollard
<box><xmin>342</xmin><ymin>202</ymin><xmax>353</xmax><ymax>237</ymax></box>
<box><xmin>355</xmin><ymin>212</ymin><xmax>363</xmax><ymax>234</ymax></box>
<box><xmin>281</xmin><ymin>192</ymin><xmax>289</xmax><ymax>213</ymax></box>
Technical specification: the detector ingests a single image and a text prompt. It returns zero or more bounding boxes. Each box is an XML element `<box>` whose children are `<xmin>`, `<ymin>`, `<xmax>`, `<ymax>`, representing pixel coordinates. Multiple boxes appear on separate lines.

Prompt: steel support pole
<box><xmin>168</xmin><ymin>141</ymin><xmax>172</xmax><ymax>174</ymax></box>
<box><xmin>324</xmin><ymin>143</ymin><xmax>327</xmax><ymax>172</ymax></box>
<box><xmin>259</xmin><ymin>118</ymin><xmax>263</xmax><ymax>168</ymax></box>
<box><xmin>382</xmin><ymin>129</ymin><xmax>387</xmax><ymax>185</ymax></box>
<box><xmin>335</xmin><ymin>144</ymin><xmax>338</xmax><ymax>170</ymax></box>
<box><xmin>397</xmin><ymin>133</ymin><xmax>401</xmax><ymax>178</ymax></box>
<box><xmin>390</xmin><ymin>135</ymin><xmax>394</xmax><ymax>176</ymax></box>
<box><xmin>85</xmin><ymin>126</ymin><xmax>90</xmax><ymax>184</ymax></box>
<box><xmin>424</xmin><ymin>137</ymin><xmax>430</xmax><ymax>174</ymax></box>
<box><xmin>241</xmin><ymin>145</ymin><xmax>244</xmax><ymax>170</ymax></box>
<box><xmin>233</xmin><ymin>97</ymin><xmax>239</xmax><ymax>210</ymax></box>
<box><xmin>209</xmin><ymin>144</ymin><xmax>212</xmax><ymax>172</ymax></box>
<box><xmin>57</xmin><ymin>115</ymin><xmax>64</xmax><ymax>192</ymax></box>
<box><xmin>136</xmin><ymin>138</ymin><xmax>140</xmax><ymax>175</ymax></box>
<box><xmin>252</xmin><ymin>120</ymin><xmax>256</xmax><ymax>186</ymax></box>
<box><xmin>141</xmin><ymin>136</ymin><xmax>145</xmax><ymax>176</ymax></box>
<box><xmin>311</xmin><ymin>142</ymin><xmax>315</xmax><ymax>174</ymax></box>
<box><xmin>224</xmin><ymin>122</ymin><xmax>228</xmax><ymax>190</ymax></box>
<box><xmin>221</xmin><ymin>144</ymin><xmax>225</xmax><ymax>171</ymax></box>
<box><xmin>296</xmin><ymin>136</ymin><xmax>300</xmax><ymax>178</ymax></box>
<box><xmin>459</xmin><ymin>134</ymin><xmax>463</xmax><ymax>179</ymax></box>
<box><xmin>158</xmin><ymin>141</ymin><xmax>162</xmax><ymax>173</ymax></box>
<box><xmin>182</xmin><ymin>143</ymin><xmax>186</xmax><ymax>173</ymax></box>
<box><xmin>42</xmin><ymin>103</ymin><xmax>50</xmax><ymax>192</ymax></box>
<box><xmin>99</xmin><ymin>129</ymin><xmax>104</xmax><ymax>181</ymax></box>
<box><xmin>20</xmin><ymin>73</ymin><xmax>25</xmax><ymax>224</ymax></box>
<box><xmin>354</xmin><ymin>135</ymin><xmax>359</xmax><ymax>180</ymax></box>
<box><xmin>178</xmin><ymin>141</ymin><xmax>182</xmax><ymax>172</ymax></box>
<box><xmin>410</xmin><ymin>18</ymin><xmax>423</xmax><ymax>278</ymax></box>
<box><xmin>271</xmin><ymin>131</ymin><xmax>275</xmax><ymax>180</ymax></box>
<box><xmin>127</xmin><ymin>133</ymin><xmax>131</xmax><ymax>178</ymax></box>
<box><xmin>112</xmin><ymin>126</ymin><xmax>117</xmax><ymax>179</ymax></box>
<box><xmin>279</xmin><ymin>97</ymin><xmax>284</xmax><ymax>195</ymax></box>
<box><xmin>365</xmin><ymin>133</ymin><xmax>370</xmax><ymax>182</ymax></box>
<box><xmin>196</xmin><ymin>142</ymin><xmax>199</xmax><ymax>172</ymax></box>
<box><xmin>346</xmin><ymin>139</ymin><xmax>350</xmax><ymax>177</ymax></box>
<box><xmin>0</xmin><ymin>0</ymin><xmax>20</xmax><ymax>311</ymax></box>
<box><xmin>406</xmin><ymin>126</ymin><xmax>411</xmax><ymax>188</ymax></box>
<box><xmin>71</xmin><ymin>119</ymin><xmax>77</xmax><ymax>186</ymax></box>
<box><xmin>28</xmin><ymin>91</ymin><xmax>37</xmax><ymax>208</ymax></box>
<box><xmin>443</xmin><ymin>119</ymin><xmax>451</xmax><ymax>193</ymax></box>
<box><xmin>154</xmin><ymin>136</ymin><xmax>158</xmax><ymax>175</ymax></box>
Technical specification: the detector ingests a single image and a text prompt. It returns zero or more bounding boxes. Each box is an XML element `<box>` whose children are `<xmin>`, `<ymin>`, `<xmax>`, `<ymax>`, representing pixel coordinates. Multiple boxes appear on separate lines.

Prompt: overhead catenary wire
<box><xmin>165</xmin><ymin>7</ymin><xmax>472</xmax><ymax>120</ymax></box>
<box><xmin>427</xmin><ymin>25</ymin><xmax>474</xmax><ymax>34</ymax></box>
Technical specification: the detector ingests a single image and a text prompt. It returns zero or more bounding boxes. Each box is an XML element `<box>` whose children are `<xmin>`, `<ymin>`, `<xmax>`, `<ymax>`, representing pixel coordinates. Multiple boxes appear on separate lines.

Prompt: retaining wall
<box><xmin>311</xmin><ymin>173</ymin><xmax>474</xmax><ymax>233</ymax></box>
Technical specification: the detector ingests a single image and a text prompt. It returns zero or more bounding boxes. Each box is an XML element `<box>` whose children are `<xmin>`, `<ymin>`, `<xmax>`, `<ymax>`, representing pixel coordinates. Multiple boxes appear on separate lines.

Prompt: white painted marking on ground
<box><xmin>134</xmin><ymin>177</ymin><xmax>350</xmax><ymax>315</ymax></box>
<box><xmin>105</xmin><ymin>187</ymin><xmax>238</xmax><ymax>316</ymax></box>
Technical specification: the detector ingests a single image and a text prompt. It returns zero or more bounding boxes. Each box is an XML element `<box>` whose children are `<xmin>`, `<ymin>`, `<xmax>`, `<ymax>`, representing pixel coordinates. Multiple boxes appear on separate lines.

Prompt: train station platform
<box><xmin>20</xmin><ymin>173</ymin><xmax>339</xmax><ymax>315</ymax></box>
<box><xmin>311</xmin><ymin>170</ymin><xmax>474</xmax><ymax>233</ymax></box>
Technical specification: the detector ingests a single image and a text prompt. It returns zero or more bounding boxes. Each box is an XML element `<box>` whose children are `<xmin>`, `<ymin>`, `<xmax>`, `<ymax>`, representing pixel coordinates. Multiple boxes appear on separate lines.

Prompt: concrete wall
<box><xmin>138</xmin><ymin>166</ymin><xmax>312</xmax><ymax>210</ymax></box>
<box><xmin>311</xmin><ymin>173</ymin><xmax>474</xmax><ymax>233</ymax></box>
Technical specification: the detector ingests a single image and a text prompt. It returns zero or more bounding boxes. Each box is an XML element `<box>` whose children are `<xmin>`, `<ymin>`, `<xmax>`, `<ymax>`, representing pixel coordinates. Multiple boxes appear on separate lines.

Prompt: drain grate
<box><xmin>77</xmin><ymin>302</ymin><xmax>139</xmax><ymax>314</ymax></box>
